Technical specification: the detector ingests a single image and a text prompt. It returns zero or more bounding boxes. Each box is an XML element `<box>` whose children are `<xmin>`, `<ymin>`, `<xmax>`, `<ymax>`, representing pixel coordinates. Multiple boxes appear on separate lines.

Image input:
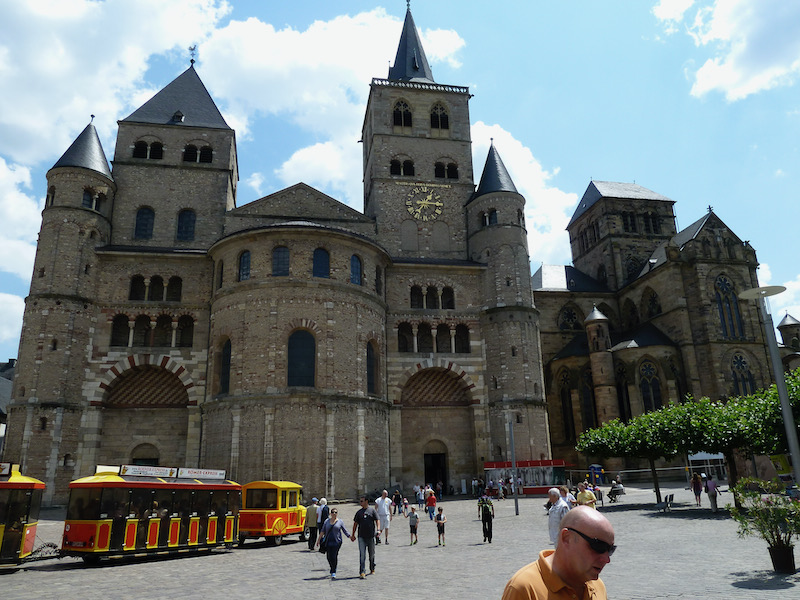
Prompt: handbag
<box><xmin>318</xmin><ymin>535</ymin><xmax>327</xmax><ymax>553</ymax></box>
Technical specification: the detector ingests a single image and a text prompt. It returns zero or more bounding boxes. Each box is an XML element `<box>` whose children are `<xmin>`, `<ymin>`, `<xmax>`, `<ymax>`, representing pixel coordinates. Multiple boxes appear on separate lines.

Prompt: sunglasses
<box><xmin>565</xmin><ymin>527</ymin><xmax>616</xmax><ymax>556</ymax></box>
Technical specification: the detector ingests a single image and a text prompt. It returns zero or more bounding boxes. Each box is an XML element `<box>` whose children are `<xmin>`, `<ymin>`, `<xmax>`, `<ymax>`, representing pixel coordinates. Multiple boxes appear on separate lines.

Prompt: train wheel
<box><xmin>82</xmin><ymin>554</ymin><xmax>101</xmax><ymax>565</ymax></box>
<box><xmin>274</xmin><ymin>535</ymin><xmax>283</xmax><ymax>546</ymax></box>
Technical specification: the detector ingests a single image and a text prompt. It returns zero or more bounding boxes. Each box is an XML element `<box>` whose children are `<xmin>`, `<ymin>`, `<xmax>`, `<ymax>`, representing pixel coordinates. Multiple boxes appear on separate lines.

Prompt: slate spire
<box><xmin>388</xmin><ymin>7</ymin><xmax>435</xmax><ymax>83</ymax></box>
<box><xmin>474</xmin><ymin>142</ymin><xmax>518</xmax><ymax>198</ymax></box>
<box><xmin>50</xmin><ymin>121</ymin><xmax>112</xmax><ymax>180</ymax></box>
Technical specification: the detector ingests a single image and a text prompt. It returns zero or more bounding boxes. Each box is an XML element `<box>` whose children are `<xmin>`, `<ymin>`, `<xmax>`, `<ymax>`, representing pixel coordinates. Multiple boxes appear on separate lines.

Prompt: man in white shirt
<box><xmin>548</xmin><ymin>488</ymin><xmax>571</xmax><ymax>546</ymax></box>
<box><xmin>374</xmin><ymin>490</ymin><xmax>393</xmax><ymax>544</ymax></box>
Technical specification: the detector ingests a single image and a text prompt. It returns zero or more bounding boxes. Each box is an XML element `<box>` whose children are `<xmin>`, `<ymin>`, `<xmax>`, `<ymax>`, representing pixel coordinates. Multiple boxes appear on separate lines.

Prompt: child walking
<box><xmin>435</xmin><ymin>506</ymin><xmax>447</xmax><ymax>546</ymax></box>
<box><xmin>406</xmin><ymin>506</ymin><xmax>420</xmax><ymax>545</ymax></box>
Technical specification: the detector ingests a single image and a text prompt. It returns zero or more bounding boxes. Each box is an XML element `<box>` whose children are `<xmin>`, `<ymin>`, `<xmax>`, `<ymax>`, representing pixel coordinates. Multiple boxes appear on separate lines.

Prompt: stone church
<box><xmin>3</xmin><ymin>7</ymin><xmax>782</xmax><ymax>503</ymax></box>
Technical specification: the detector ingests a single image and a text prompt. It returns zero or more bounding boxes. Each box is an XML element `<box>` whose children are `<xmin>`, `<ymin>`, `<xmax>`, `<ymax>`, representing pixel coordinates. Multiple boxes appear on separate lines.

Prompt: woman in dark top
<box><xmin>316</xmin><ymin>508</ymin><xmax>351</xmax><ymax>579</ymax></box>
<box><xmin>392</xmin><ymin>490</ymin><xmax>403</xmax><ymax>515</ymax></box>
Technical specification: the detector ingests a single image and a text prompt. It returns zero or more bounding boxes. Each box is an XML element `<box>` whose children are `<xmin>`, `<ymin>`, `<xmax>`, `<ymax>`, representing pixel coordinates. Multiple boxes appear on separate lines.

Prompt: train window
<box><xmin>173</xmin><ymin>489</ymin><xmax>192</xmax><ymax>518</ymax></box>
<box><xmin>247</xmin><ymin>488</ymin><xmax>277</xmax><ymax>510</ymax></box>
<box><xmin>229</xmin><ymin>490</ymin><xmax>241</xmax><ymax>516</ymax></box>
<box><xmin>281</xmin><ymin>490</ymin><xmax>287</xmax><ymax>509</ymax></box>
<box><xmin>129</xmin><ymin>488</ymin><xmax>153</xmax><ymax>518</ymax></box>
<box><xmin>210</xmin><ymin>490</ymin><xmax>228</xmax><ymax>516</ymax></box>
<box><xmin>100</xmin><ymin>487</ymin><xmax>129</xmax><ymax>519</ymax></box>
<box><xmin>193</xmin><ymin>490</ymin><xmax>211</xmax><ymax>516</ymax></box>
<box><xmin>288</xmin><ymin>490</ymin><xmax>298</xmax><ymax>507</ymax></box>
<box><xmin>0</xmin><ymin>489</ymin><xmax>9</xmax><ymax>522</ymax></box>
<box><xmin>67</xmin><ymin>488</ymin><xmax>102</xmax><ymax>520</ymax></box>
<box><xmin>152</xmin><ymin>489</ymin><xmax>173</xmax><ymax>517</ymax></box>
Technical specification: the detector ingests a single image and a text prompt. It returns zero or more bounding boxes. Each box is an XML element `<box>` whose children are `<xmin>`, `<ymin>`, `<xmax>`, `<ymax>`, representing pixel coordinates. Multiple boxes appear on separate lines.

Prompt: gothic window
<box><xmin>288</xmin><ymin>330</ymin><xmax>315</xmax><ymax>387</ymax></box>
<box><xmin>441</xmin><ymin>287</ymin><xmax>455</xmax><ymax>309</ymax></box>
<box><xmin>731</xmin><ymin>353</ymin><xmax>756</xmax><ymax>396</ymax></box>
<box><xmin>646</xmin><ymin>289</ymin><xmax>662</xmax><ymax>318</ymax></box>
<box><xmin>367</xmin><ymin>340</ymin><xmax>378</xmax><ymax>395</ymax></box>
<box><xmin>110</xmin><ymin>315</ymin><xmax>129</xmax><ymax>346</ymax></box>
<box><xmin>557</xmin><ymin>306</ymin><xmax>581</xmax><ymax>331</ymax></box>
<box><xmin>148</xmin><ymin>276</ymin><xmax>164</xmax><ymax>301</ymax></box>
<box><xmin>398</xmin><ymin>323</ymin><xmax>413</xmax><ymax>352</ymax></box>
<box><xmin>134</xmin><ymin>207</ymin><xmax>155</xmax><ymax>240</ymax></box>
<box><xmin>273</xmin><ymin>246</ymin><xmax>289</xmax><ymax>277</ymax></box>
<box><xmin>425</xmin><ymin>286</ymin><xmax>439</xmax><ymax>309</ymax></box>
<box><xmin>410</xmin><ymin>285</ymin><xmax>424</xmax><ymax>309</ymax></box>
<box><xmin>622</xmin><ymin>298</ymin><xmax>639</xmax><ymax>330</ymax></box>
<box><xmin>390</xmin><ymin>160</ymin><xmax>401</xmax><ymax>175</ymax></box>
<box><xmin>454</xmin><ymin>324</ymin><xmax>470</xmax><ymax>353</ymax></box>
<box><xmin>183</xmin><ymin>145</ymin><xmax>198</xmax><ymax>162</ymax></box>
<box><xmin>430</xmin><ymin>103</ymin><xmax>449</xmax><ymax>130</ymax></box>
<box><xmin>129</xmin><ymin>275</ymin><xmax>146</xmax><ymax>301</ymax></box>
<box><xmin>350</xmin><ymin>255</ymin><xmax>362</xmax><ymax>285</ymax></box>
<box><xmin>393</xmin><ymin>100</ymin><xmax>412</xmax><ymax>129</ymax></box>
<box><xmin>417</xmin><ymin>323</ymin><xmax>433</xmax><ymax>353</ymax></box>
<box><xmin>238</xmin><ymin>251</ymin><xmax>251</xmax><ymax>281</ymax></box>
<box><xmin>132</xmin><ymin>315</ymin><xmax>151</xmax><ymax>347</ymax></box>
<box><xmin>153</xmin><ymin>315</ymin><xmax>172</xmax><ymax>347</ymax></box>
<box><xmin>402</xmin><ymin>160</ymin><xmax>415</xmax><ymax>176</ymax></box>
<box><xmin>199</xmin><ymin>146</ymin><xmax>213</xmax><ymax>163</ymax></box>
<box><xmin>559</xmin><ymin>370</ymin><xmax>575</xmax><ymax>442</ymax></box>
<box><xmin>488</xmin><ymin>209</ymin><xmax>498</xmax><ymax>225</ymax></box>
<box><xmin>434</xmin><ymin>162</ymin><xmax>445</xmax><ymax>178</ymax></box>
<box><xmin>149</xmin><ymin>142</ymin><xmax>163</xmax><ymax>160</ymax></box>
<box><xmin>436</xmin><ymin>324</ymin><xmax>450</xmax><ymax>353</ymax></box>
<box><xmin>580</xmin><ymin>368</ymin><xmax>597</xmax><ymax>430</ymax></box>
<box><xmin>219</xmin><ymin>339</ymin><xmax>231</xmax><ymax>394</ymax></box>
<box><xmin>639</xmin><ymin>360</ymin><xmax>662</xmax><ymax>412</ymax></box>
<box><xmin>176</xmin><ymin>209</ymin><xmax>196</xmax><ymax>241</ymax></box>
<box><xmin>165</xmin><ymin>277</ymin><xmax>182</xmax><ymax>302</ymax></box>
<box><xmin>133</xmin><ymin>141</ymin><xmax>148</xmax><ymax>158</ymax></box>
<box><xmin>615</xmin><ymin>365</ymin><xmax>632</xmax><ymax>422</ymax></box>
<box><xmin>715</xmin><ymin>275</ymin><xmax>745</xmax><ymax>339</ymax></box>
<box><xmin>312</xmin><ymin>248</ymin><xmax>330</xmax><ymax>278</ymax></box>
<box><xmin>625</xmin><ymin>256</ymin><xmax>643</xmax><ymax>281</ymax></box>
<box><xmin>177</xmin><ymin>315</ymin><xmax>194</xmax><ymax>347</ymax></box>
<box><xmin>446</xmin><ymin>163</ymin><xmax>458</xmax><ymax>179</ymax></box>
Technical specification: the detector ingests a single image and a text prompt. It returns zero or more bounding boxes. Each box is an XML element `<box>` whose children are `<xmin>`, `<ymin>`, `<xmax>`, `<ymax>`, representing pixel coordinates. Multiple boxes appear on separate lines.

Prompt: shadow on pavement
<box><xmin>730</xmin><ymin>569</ymin><xmax>799</xmax><ymax>589</ymax></box>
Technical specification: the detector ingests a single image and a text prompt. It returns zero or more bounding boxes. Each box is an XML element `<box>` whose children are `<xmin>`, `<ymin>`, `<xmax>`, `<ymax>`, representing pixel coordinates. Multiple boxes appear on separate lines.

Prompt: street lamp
<box><xmin>739</xmin><ymin>285</ymin><xmax>800</xmax><ymax>485</ymax></box>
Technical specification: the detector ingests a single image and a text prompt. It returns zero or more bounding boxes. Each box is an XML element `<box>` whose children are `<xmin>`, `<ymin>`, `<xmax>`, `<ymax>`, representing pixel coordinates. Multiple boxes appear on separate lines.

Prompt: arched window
<box><xmin>366</xmin><ymin>341</ymin><xmax>378</xmax><ymax>395</ymax></box>
<box><xmin>390</xmin><ymin>160</ymin><xmax>402</xmax><ymax>175</ymax></box>
<box><xmin>273</xmin><ymin>246</ymin><xmax>289</xmax><ymax>276</ymax></box>
<box><xmin>149</xmin><ymin>142</ymin><xmax>163</xmax><ymax>160</ymax></box>
<box><xmin>238</xmin><ymin>251</ymin><xmax>251</xmax><ymax>281</ymax></box>
<box><xmin>639</xmin><ymin>360</ymin><xmax>662</xmax><ymax>412</ymax></box>
<box><xmin>616</xmin><ymin>365</ymin><xmax>632</xmax><ymax>422</ymax></box>
<box><xmin>46</xmin><ymin>186</ymin><xmax>55</xmax><ymax>207</ymax></box>
<box><xmin>313</xmin><ymin>248</ymin><xmax>330</xmax><ymax>278</ymax></box>
<box><xmin>129</xmin><ymin>275</ymin><xmax>146</xmax><ymax>301</ymax></box>
<box><xmin>166</xmin><ymin>276</ymin><xmax>182</xmax><ymax>302</ymax></box>
<box><xmin>434</xmin><ymin>162</ymin><xmax>445</xmax><ymax>178</ymax></box>
<box><xmin>288</xmin><ymin>330</ymin><xmax>315</xmax><ymax>387</ymax></box>
<box><xmin>153</xmin><ymin>315</ymin><xmax>172</xmax><ymax>347</ymax></box>
<box><xmin>425</xmin><ymin>286</ymin><xmax>439</xmax><ymax>309</ymax></box>
<box><xmin>410</xmin><ymin>286</ymin><xmax>424</xmax><ymax>309</ymax></box>
<box><xmin>350</xmin><ymin>255</ymin><xmax>362</xmax><ymax>285</ymax></box>
<box><xmin>645</xmin><ymin>289</ymin><xmax>662</xmax><ymax>318</ymax></box>
<box><xmin>580</xmin><ymin>368</ymin><xmax>597</xmax><ymax>430</ymax></box>
<box><xmin>454</xmin><ymin>324</ymin><xmax>470</xmax><ymax>353</ymax></box>
<box><xmin>441</xmin><ymin>287</ymin><xmax>455</xmax><ymax>309</ymax></box>
<box><xmin>402</xmin><ymin>160</ymin><xmax>415</xmax><ymax>176</ymax></box>
<box><xmin>731</xmin><ymin>353</ymin><xmax>756</xmax><ymax>396</ymax></box>
<box><xmin>393</xmin><ymin>100</ymin><xmax>412</xmax><ymax>129</ymax></box>
<box><xmin>183</xmin><ymin>145</ymin><xmax>198</xmax><ymax>162</ymax></box>
<box><xmin>430</xmin><ymin>103</ymin><xmax>449</xmax><ymax>130</ymax></box>
<box><xmin>132</xmin><ymin>315</ymin><xmax>151</xmax><ymax>347</ymax></box>
<box><xmin>375</xmin><ymin>266</ymin><xmax>383</xmax><ymax>296</ymax></box>
<box><xmin>219</xmin><ymin>339</ymin><xmax>231</xmax><ymax>394</ymax></box>
<box><xmin>488</xmin><ymin>209</ymin><xmax>498</xmax><ymax>225</ymax></box>
<box><xmin>559</xmin><ymin>370</ymin><xmax>575</xmax><ymax>442</ymax></box>
<box><xmin>436</xmin><ymin>324</ymin><xmax>450</xmax><ymax>353</ymax></box>
<box><xmin>135</xmin><ymin>207</ymin><xmax>155</xmax><ymax>240</ymax></box>
<box><xmin>82</xmin><ymin>189</ymin><xmax>93</xmax><ymax>208</ymax></box>
<box><xmin>217</xmin><ymin>260</ymin><xmax>224</xmax><ymax>290</ymax></box>
<box><xmin>148</xmin><ymin>276</ymin><xmax>164</xmax><ymax>301</ymax></box>
<box><xmin>133</xmin><ymin>141</ymin><xmax>148</xmax><ymax>158</ymax></box>
<box><xmin>417</xmin><ymin>323</ymin><xmax>433</xmax><ymax>353</ymax></box>
<box><xmin>446</xmin><ymin>163</ymin><xmax>458</xmax><ymax>179</ymax></box>
<box><xmin>177</xmin><ymin>315</ymin><xmax>194</xmax><ymax>347</ymax></box>
<box><xmin>110</xmin><ymin>314</ymin><xmax>129</xmax><ymax>346</ymax></box>
<box><xmin>176</xmin><ymin>209</ymin><xmax>196</xmax><ymax>241</ymax></box>
<box><xmin>199</xmin><ymin>146</ymin><xmax>213</xmax><ymax>163</ymax></box>
<box><xmin>715</xmin><ymin>275</ymin><xmax>745</xmax><ymax>339</ymax></box>
<box><xmin>398</xmin><ymin>323</ymin><xmax>414</xmax><ymax>352</ymax></box>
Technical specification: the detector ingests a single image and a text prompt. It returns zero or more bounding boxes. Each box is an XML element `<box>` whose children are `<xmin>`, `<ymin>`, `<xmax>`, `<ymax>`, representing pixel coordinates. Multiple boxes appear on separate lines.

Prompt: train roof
<box><xmin>69</xmin><ymin>471</ymin><xmax>240</xmax><ymax>490</ymax></box>
<box><xmin>241</xmin><ymin>480</ymin><xmax>303</xmax><ymax>490</ymax></box>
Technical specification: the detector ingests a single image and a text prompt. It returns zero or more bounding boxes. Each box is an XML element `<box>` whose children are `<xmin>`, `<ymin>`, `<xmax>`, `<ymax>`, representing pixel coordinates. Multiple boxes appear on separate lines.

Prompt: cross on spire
<box><xmin>189</xmin><ymin>45</ymin><xmax>197</xmax><ymax>65</ymax></box>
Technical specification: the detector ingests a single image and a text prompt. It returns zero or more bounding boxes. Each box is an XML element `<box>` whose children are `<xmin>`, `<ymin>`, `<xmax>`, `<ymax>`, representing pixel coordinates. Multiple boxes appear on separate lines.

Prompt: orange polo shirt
<box><xmin>501</xmin><ymin>549</ymin><xmax>607</xmax><ymax>600</ymax></box>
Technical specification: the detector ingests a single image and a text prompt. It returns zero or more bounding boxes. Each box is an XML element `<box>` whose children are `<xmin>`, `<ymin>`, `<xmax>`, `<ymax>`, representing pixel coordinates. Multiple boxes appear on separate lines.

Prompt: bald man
<box><xmin>501</xmin><ymin>506</ymin><xmax>615</xmax><ymax>600</ymax></box>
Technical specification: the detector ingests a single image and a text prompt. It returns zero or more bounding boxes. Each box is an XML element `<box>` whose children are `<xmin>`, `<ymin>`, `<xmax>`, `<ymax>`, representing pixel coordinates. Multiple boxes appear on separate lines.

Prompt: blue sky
<box><xmin>1</xmin><ymin>0</ymin><xmax>800</xmax><ymax>362</ymax></box>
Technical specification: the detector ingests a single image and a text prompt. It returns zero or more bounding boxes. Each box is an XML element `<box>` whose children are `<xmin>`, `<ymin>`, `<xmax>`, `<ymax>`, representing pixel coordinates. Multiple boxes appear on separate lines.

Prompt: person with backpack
<box><xmin>478</xmin><ymin>492</ymin><xmax>494</xmax><ymax>543</ymax></box>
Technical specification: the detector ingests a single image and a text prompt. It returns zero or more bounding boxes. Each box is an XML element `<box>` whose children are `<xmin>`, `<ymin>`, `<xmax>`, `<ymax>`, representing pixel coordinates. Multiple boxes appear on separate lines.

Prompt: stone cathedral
<box><xmin>4</xmin><ymin>8</ymin><xmax>779</xmax><ymax>504</ymax></box>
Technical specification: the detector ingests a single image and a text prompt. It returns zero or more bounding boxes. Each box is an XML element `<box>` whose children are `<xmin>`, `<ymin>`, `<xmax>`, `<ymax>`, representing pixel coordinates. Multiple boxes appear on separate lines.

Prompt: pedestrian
<box><xmin>705</xmin><ymin>474</ymin><xmax>720</xmax><ymax>512</ymax></box>
<box><xmin>403</xmin><ymin>497</ymin><xmax>409</xmax><ymax>515</ymax></box>
<box><xmin>425</xmin><ymin>488</ymin><xmax>437</xmax><ymax>520</ymax></box>
<box><xmin>559</xmin><ymin>485</ymin><xmax>576</xmax><ymax>509</ymax></box>
<box><xmin>306</xmin><ymin>497</ymin><xmax>319</xmax><ymax>550</ymax></box>
<box><xmin>316</xmin><ymin>507</ymin><xmax>350</xmax><ymax>579</ymax></box>
<box><xmin>501</xmin><ymin>506</ymin><xmax>615</xmax><ymax>600</ymax></box>
<box><xmin>690</xmin><ymin>472</ymin><xmax>703</xmax><ymax>507</ymax></box>
<box><xmin>436</xmin><ymin>480</ymin><xmax>443</xmax><ymax>500</ymax></box>
<box><xmin>435</xmin><ymin>506</ymin><xmax>447</xmax><ymax>546</ymax></box>
<box><xmin>392</xmin><ymin>489</ymin><xmax>403</xmax><ymax>515</ymax></box>
<box><xmin>478</xmin><ymin>492</ymin><xmax>494</xmax><ymax>543</ymax></box>
<box><xmin>374</xmin><ymin>489</ymin><xmax>392</xmax><ymax>544</ymax></box>
<box><xmin>547</xmin><ymin>488</ymin><xmax>570</xmax><ymax>546</ymax></box>
<box><xmin>316</xmin><ymin>497</ymin><xmax>329</xmax><ymax>531</ymax></box>
<box><xmin>576</xmin><ymin>482</ymin><xmax>597</xmax><ymax>509</ymax></box>
<box><xmin>351</xmin><ymin>495</ymin><xmax>380</xmax><ymax>579</ymax></box>
<box><xmin>406</xmin><ymin>505</ymin><xmax>420</xmax><ymax>545</ymax></box>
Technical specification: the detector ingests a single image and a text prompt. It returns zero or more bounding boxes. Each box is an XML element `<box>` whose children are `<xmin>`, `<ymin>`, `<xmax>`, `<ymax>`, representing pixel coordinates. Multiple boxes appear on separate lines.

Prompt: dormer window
<box><xmin>172</xmin><ymin>111</ymin><xmax>184</xmax><ymax>123</ymax></box>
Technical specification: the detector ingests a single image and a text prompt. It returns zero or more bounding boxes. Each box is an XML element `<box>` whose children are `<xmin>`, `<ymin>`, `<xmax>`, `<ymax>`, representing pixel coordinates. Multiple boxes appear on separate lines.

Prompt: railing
<box><xmin>371</xmin><ymin>78</ymin><xmax>470</xmax><ymax>95</ymax></box>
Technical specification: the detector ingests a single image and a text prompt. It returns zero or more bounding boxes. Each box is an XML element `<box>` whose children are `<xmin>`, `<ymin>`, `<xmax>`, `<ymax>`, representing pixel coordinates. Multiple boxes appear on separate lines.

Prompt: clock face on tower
<box><xmin>405</xmin><ymin>185</ymin><xmax>444</xmax><ymax>221</ymax></box>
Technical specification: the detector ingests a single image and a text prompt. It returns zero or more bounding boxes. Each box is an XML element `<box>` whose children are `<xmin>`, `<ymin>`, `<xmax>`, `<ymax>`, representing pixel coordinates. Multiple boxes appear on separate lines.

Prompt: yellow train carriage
<box><xmin>0</xmin><ymin>463</ymin><xmax>45</xmax><ymax>564</ymax></box>
<box><xmin>238</xmin><ymin>481</ymin><xmax>307</xmax><ymax>546</ymax></box>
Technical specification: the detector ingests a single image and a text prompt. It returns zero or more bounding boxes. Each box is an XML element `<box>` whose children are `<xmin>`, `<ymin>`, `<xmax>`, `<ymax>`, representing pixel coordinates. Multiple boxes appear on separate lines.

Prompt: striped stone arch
<box><xmin>284</xmin><ymin>318</ymin><xmax>323</xmax><ymax>337</ymax></box>
<box><xmin>91</xmin><ymin>354</ymin><xmax>196</xmax><ymax>406</ymax></box>
<box><xmin>391</xmin><ymin>358</ymin><xmax>477</xmax><ymax>405</ymax></box>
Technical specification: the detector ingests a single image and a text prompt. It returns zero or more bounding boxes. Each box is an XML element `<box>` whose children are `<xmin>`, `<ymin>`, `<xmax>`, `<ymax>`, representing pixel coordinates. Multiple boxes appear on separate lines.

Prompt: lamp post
<box><xmin>508</xmin><ymin>415</ymin><xmax>520</xmax><ymax>515</ymax></box>
<box><xmin>739</xmin><ymin>285</ymin><xmax>800</xmax><ymax>485</ymax></box>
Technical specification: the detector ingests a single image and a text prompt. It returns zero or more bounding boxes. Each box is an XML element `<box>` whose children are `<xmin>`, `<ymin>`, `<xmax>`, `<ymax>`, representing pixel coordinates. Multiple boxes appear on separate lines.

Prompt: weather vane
<box><xmin>189</xmin><ymin>45</ymin><xmax>197</xmax><ymax>65</ymax></box>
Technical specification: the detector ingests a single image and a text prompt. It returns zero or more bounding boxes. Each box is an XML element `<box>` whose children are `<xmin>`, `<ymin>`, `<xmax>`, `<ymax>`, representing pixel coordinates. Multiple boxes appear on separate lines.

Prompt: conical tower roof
<box><xmin>584</xmin><ymin>305</ymin><xmax>608</xmax><ymax>324</ymax></box>
<box><xmin>778</xmin><ymin>313</ymin><xmax>800</xmax><ymax>329</ymax></box>
<box><xmin>122</xmin><ymin>65</ymin><xmax>230</xmax><ymax>129</ymax></box>
<box><xmin>387</xmin><ymin>8</ymin><xmax>434</xmax><ymax>83</ymax></box>
<box><xmin>50</xmin><ymin>122</ymin><xmax>112</xmax><ymax>180</ymax></box>
<box><xmin>473</xmin><ymin>143</ymin><xmax>518</xmax><ymax>199</ymax></box>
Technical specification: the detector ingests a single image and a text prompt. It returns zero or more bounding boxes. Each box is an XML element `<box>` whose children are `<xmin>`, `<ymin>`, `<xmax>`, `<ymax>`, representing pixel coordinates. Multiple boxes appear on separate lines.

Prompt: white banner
<box><xmin>178</xmin><ymin>467</ymin><xmax>226</xmax><ymax>480</ymax></box>
<box><xmin>0</xmin><ymin>462</ymin><xmax>11</xmax><ymax>476</ymax></box>
<box><xmin>120</xmin><ymin>465</ymin><xmax>177</xmax><ymax>477</ymax></box>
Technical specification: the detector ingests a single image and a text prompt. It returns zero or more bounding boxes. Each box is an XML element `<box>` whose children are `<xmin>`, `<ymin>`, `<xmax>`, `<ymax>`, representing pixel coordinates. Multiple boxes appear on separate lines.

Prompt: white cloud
<box><xmin>422</xmin><ymin>28</ymin><xmax>465</xmax><ymax>69</ymax></box>
<box><xmin>246</xmin><ymin>172</ymin><xmax>265</xmax><ymax>197</ymax></box>
<box><xmin>0</xmin><ymin>293</ymin><xmax>25</xmax><ymax>344</ymax></box>
<box><xmin>0</xmin><ymin>158</ymin><xmax>40</xmax><ymax>279</ymax></box>
<box><xmin>654</xmin><ymin>0</ymin><xmax>800</xmax><ymax>100</ymax></box>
